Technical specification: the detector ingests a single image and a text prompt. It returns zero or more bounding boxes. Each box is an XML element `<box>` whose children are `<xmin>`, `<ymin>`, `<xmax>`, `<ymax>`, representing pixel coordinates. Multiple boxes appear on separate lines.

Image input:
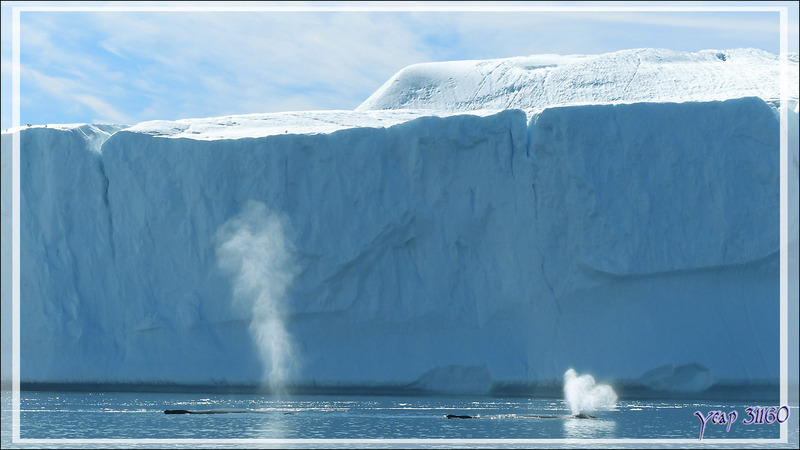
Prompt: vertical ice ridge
<box><xmin>97</xmin><ymin>158</ymin><xmax>116</xmax><ymax>260</ymax></box>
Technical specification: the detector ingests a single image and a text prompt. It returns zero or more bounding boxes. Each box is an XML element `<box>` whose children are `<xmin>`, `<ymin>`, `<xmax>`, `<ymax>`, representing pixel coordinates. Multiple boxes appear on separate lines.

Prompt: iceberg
<box><xmin>1</xmin><ymin>48</ymin><xmax>797</xmax><ymax>399</ymax></box>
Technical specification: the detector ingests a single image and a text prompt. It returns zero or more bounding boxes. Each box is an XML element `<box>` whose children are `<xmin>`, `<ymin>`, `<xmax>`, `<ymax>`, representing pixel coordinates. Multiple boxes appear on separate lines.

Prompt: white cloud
<box><xmin>72</xmin><ymin>10</ymin><xmax>437</xmax><ymax>118</ymax></box>
<box><xmin>3</xmin><ymin>2</ymin><xmax>796</xmax><ymax>128</ymax></box>
<box><xmin>72</xmin><ymin>94</ymin><xmax>134</xmax><ymax>124</ymax></box>
<box><xmin>23</xmin><ymin>67</ymin><xmax>134</xmax><ymax>124</ymax></box>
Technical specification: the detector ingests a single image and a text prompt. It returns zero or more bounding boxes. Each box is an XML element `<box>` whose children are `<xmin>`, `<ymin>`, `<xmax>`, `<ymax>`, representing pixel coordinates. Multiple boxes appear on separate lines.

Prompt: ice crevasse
<box><xmin>1</xmin><ymin>48</ymin><xmax>798</xmax><ymax>399</ymax></box>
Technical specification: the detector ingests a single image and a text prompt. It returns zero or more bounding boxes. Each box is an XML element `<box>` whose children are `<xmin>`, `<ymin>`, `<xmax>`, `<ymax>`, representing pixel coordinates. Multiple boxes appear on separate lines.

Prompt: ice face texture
<box><xmin>1</xmin><ymin>48</ymin><xmax>797</xmax><ymax>397</ymax></box>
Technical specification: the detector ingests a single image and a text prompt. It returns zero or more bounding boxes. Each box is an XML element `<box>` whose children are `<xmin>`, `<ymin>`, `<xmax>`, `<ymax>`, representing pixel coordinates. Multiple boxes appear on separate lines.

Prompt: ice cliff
<box><xmin>1</xmin><ymin>48</ymin><xmax>798</xmax><ymax>399</ymax></box>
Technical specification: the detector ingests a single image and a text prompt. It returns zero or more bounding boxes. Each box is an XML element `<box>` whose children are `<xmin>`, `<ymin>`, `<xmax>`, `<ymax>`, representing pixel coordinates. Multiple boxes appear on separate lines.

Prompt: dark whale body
<box><xmin>164</xmin><ymin>409</ymin><xmax>249</xmax><ymax>415</ymax></box>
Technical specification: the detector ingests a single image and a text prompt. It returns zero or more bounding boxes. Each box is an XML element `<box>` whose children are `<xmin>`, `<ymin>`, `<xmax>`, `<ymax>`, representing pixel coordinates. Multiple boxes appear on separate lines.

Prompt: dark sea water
<box><xmin>2</xmin><ymin>390</ymin><xmax>797</xmax><ymax>448</ymax></box>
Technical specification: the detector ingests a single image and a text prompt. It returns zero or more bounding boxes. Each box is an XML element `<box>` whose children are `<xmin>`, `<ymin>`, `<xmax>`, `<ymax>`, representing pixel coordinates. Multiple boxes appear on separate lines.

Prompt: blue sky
<box><xmin>1</xmin><ymin>1</ymin><xmax>798</xmax><ymax>129</ymax></box>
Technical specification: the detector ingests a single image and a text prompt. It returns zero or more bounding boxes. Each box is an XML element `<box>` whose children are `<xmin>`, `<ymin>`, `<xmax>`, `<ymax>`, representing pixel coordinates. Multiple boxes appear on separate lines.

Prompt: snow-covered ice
<box><xmin>1</xmin><ymin>48</ymin><xmax>797</xmax><ymax>398</ymax></box>
<box><xmin>124</xmin><ymin>109</ymin><xmax>505</xmax><ymax>141</ymax></box>
<box><xmin>359</xmin><ymin>48</ymin><xmax>797</xmax><ymax>113</ymax></box>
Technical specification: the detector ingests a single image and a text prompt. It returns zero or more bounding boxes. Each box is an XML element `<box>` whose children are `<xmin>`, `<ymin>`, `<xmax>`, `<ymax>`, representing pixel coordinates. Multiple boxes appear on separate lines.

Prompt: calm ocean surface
<box><xmin>2</xmin><ymin>390</ymin><xmax>797</xmax><ymax>448</ymax></box>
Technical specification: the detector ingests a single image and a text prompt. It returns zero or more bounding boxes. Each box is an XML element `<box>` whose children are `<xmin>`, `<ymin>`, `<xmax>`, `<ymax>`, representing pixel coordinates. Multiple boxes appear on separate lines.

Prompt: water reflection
<box><xmin>248</xmin><ymin>398</ymin><xmax>301</xmax><ymax>439</ymax></box>
<box><xmin>251</xmin><ymin>407</ymin><xmax>290</xmax><ymax>438</ymax></box>
<box><xmin>563</xmin><ymin>416</ymin><xmax>617</xmax><ymax>439</ymax></box>
<box><xmin>9</xmin><ymin>392</ymin><xmax>792</xmax><ymax>442</ymax></box>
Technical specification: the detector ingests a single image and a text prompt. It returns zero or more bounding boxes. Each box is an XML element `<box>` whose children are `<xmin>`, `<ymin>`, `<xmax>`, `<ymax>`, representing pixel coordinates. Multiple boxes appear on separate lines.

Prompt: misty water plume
<box><xmin>564</xmin><ymin>368</ymin><xmax>617</xmax><ymax>415</ymax></box>
<box><xmin>216</xmin><ymin>200</ymin><xmax>298</xmax><ymax>394</ymax></box>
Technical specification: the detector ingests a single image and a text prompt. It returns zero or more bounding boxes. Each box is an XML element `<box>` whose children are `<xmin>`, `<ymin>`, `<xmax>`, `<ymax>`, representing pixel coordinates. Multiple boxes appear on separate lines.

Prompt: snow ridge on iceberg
<box><xmin>358</xmin><ymin>48</ymin><xmax>798</xmax><ymax>112</ymax></box>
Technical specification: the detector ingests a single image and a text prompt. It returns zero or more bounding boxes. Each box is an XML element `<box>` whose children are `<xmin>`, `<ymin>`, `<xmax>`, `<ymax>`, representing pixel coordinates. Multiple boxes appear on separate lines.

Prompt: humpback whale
<box><xmin>164</xmin><ymin>409</ymin><xmax>250</xmax><ymax>414</ymax></box>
